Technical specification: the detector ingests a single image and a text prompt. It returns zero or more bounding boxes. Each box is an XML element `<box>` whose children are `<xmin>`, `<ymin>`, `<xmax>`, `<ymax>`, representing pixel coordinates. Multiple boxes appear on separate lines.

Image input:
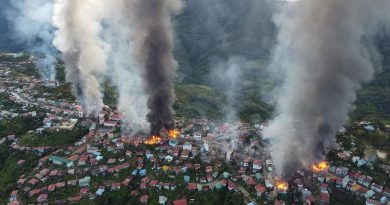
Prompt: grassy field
<box><xmin>174</xmin><ymin>83</ymin><xmax>272</xmax><ymax>123</ymax></box>
<box><xmin>33</xmin><ymin>83</ymin><xmax>76</xmax><ymax>102</ymax></box>
<box><xmin>9</xmin><ymin>63</ymin><xmax>40</xmax><ymax>79</ymax></box>
<box><xmin>175</xmin><ymin>84</ymin><xmax>225</xmax><ymax>120</ymax></box>
<box><xmin>19</xmin><ymin>126</ymin><xmax>88</xmax><ymax>147</ymax></box>
<box><xmin>0</xmin><ymin>116</ymin><xmax>43</xmax><ymax>137</ymax></box>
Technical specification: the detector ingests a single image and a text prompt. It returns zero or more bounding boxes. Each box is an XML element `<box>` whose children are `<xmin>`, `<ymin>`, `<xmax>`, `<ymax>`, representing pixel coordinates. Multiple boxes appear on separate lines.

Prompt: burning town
<box><xmin>0</xmin><ymin>0</ymin><xmax>390</xmax><ymax>204</ymax></box>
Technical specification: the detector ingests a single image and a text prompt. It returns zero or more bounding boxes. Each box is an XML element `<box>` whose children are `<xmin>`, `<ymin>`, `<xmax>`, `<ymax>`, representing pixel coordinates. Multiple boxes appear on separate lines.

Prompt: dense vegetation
<box><xmin>0</xmin><ymin>53</ymin><xmax>29</xmax><ymax>62</ymax></box>
<box><xmin>174</xmin><ymin>84</ymin><xmax>225</xmax><ymax>120</ymax></box>
<box><xmin>9</xmin><ymin>62</ymin><xmax>40</xmax><ymax>78</ymax></box>
<box><xmin>33</xmin><ymin>83</ymin><xmax>76</xmax><ymax>102</ymax></box>
<box><xmin>352</xmin><ymin>35</ymin><xmax>390</xmax><ymax>122</ymax></box>
<box><xmin>19</xmin><ymin>126</ymin><xmax>88</xmax><ymax>147</ymax></box>
<box><xmin>0</xmin><ymin>144</ymin><xmax>39</xmax><ymax>203</ymax></box>
<box><xmin>0</xmin><ymin>115</ymin><xmax>43</xmax><ymax>137</ymax></box>
<box><xmin>0</xmin><ymin>0</ymin><xmax>389</xmax><ymax>122</ymax></box>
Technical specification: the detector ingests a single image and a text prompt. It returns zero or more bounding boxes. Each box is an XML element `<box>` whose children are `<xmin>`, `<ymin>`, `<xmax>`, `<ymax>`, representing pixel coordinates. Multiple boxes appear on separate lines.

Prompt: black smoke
<box><xmin>125</xmin><ymin>0</ymin><xmax>183</xmax><ymax>135</ymax></box>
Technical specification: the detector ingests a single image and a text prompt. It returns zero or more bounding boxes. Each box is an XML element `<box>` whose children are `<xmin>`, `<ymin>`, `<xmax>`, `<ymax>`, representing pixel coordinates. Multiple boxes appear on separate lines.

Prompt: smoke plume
<box><xmin>210</xmin><ymin>57</ymin><xmax>245</xmax><ymax>123</ymax></box>
<box><xmin>52</xmin><ymin>0</ymin><xmax>110</xmax><ymax>114</ymax></box>
<box><xmin>263</xmin><ymin>0</ymin><xmax>390</xmax><ymax>176</ymax></box>
<box><xmin>102</xmin><ymin>0</ymin><xmax>150</xmax><ymax>134</ymax></box>
<box><xmin>6</xmin><ymin>0</ymin><xmax>57</xmax><ymax>80</ymax></box>
<box><xmin>210</xmin><ymin>57</ymin><xmax>246</xmax><ymax>152</ymax></box>
<box><xmin>124</xmin><ymin>0</ymin><xmax>183</xmax><ymax>135</ymax></box>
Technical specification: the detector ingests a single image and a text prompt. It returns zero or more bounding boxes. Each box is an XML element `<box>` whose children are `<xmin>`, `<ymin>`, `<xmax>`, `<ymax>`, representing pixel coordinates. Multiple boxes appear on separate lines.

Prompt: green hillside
<box><xmin>352</xmin><ymin>36</ymin><xmax>390</xmax><ymax>123</ymax></box>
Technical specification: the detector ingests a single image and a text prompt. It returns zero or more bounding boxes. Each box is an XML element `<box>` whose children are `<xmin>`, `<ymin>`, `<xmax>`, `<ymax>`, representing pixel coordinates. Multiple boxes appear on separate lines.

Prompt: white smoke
<box><xmin>6</xmin><ymin>0</ymin><xmax>57</xmax><ymax>80</ymax></box>
<box><xmin>102</xmin><ymin>0</ymin><xmax>150</xmax><ymax>134</ymax></box>
<box><xmin>263</xmin><ymin>0</ymin><xmax>390</xmax><ymax>176</ymax></box>
<box><xmin>52</xmin><ymin>0</ymin><xmax>110</xmax><ymax>114</ymax></box>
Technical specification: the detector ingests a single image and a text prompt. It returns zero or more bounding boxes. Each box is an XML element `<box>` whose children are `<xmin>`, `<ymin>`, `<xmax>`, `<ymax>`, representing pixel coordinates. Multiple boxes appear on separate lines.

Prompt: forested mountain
<box><xmin>0</xmin><ymin>0</ymin><xmax>388</xmax><ymax>122</ymax></box>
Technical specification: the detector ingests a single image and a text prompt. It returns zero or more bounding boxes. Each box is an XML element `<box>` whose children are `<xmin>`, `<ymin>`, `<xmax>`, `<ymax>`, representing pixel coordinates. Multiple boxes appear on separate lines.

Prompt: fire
<box><xmin>168</xmin><ymin>129</ymin><xmax>179</xmax><ymax>139</ymax></box>
<box><xmin>276</xmin><ymin>179</ymin><xmax>288</xmax><ymax>192</ymax></box>
<box><xmin>144</xmin><ymin>135</ymin><xmax>161</xmax><ymax>145</ymax></box>
<box><xmin>311</xmin><ymin>161</ymin><xmax>330</xmax><ymax>172</ymax></box>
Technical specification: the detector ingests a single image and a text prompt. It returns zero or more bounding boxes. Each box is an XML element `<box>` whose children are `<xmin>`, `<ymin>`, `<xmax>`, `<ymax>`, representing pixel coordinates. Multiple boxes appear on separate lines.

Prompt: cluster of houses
<box><xmin>3</xmin><ymin>54</ymin><xmax>390</xmax><ymax>205</ymax></box>
<box><xmin>6</xmin><ymin>113</ymin><xmax>269</xmax><ymax>204</ymax></box>
<box><xmin>5</xmin><ymin>106</ymin><xmax>390</xmax><ymax>205</ymax></box>
<box><xmin>280</xmin><ymin>153</ymin><xmax>390</xmax><ymax>205</ymax></box>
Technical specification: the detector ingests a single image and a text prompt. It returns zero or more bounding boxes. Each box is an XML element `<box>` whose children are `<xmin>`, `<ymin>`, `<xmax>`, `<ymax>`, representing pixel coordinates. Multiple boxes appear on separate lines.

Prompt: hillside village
<box><xmin>0</xmin><ymin>53</ymin><xmax>389</xmax><ymax>205</ymax></box>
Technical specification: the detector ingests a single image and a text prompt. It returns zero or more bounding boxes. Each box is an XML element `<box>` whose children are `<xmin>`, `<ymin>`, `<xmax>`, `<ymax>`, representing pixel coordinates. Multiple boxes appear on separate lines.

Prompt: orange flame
<box><xmin>144</xmin><ymin>135</ymin><xmax>161</xmax><ymax>145</ymax></box>
<box><xmin>276</xmin><ymin>179</ymin><xmax>288</xmax><ymax>191</ymax></box>
<box><xmin>311</xmin><ymin>161</ymin><xmax>330</xmax><ymax>172</ymax></box>
<box><xmin>168</xmin><ymin>129</ymin><xmax>179</xmax><ymax>139</ymax></box>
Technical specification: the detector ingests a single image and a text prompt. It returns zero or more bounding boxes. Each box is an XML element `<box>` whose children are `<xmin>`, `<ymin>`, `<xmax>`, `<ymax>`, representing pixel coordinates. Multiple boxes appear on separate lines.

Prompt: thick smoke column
<box><xmin>125</xmin><ymin>0</ymin><xmax>183</xmax><ymax>135</ymax></box>
<box><xmin>102</xmin><ymin>0</ymin><xmax>150</xmax><ymax>134</ymax></box>
<box><xmin>6</xmin><ymin>0</ymin><xmax>57</xmax><ymax>80</ymax></box>
<box><xmin>52</xmin><ymin>0</ymin><xmax>109</xmax><ymax>114</ymax></box>
<box><xmin>263</xmin><ymin>0</ymin><xmax>390</xmax><ymax>176</ymax></box>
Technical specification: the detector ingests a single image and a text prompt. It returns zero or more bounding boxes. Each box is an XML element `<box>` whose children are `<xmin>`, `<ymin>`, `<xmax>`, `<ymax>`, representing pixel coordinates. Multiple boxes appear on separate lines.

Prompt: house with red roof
<box><xmin>320</xmin><ymin>192</ymin><xmax>330</xmax><ymax>205</ymax></box>
<box><xmin>140</xmin><ymin>183</ymin><xmax>147</xmax><ymax>189</ymax></box>
<box><xmin>149</xmin><ymin>180</ymin><xmax>159</xmax><ymax>187</ymax></box>
<box><xmin>111</xmin><ymin>182</ymin><xmax>121</xmax><ymax>190</ymax></box>
<box><xmin>10</xmin><ymin>190</ymin><xmax>18</xmax><ymax>202</ymax></box>
<box><xmin>28</xmin><ymin>178</ymin><xmax>39</xmax><ymax>186</ymax></box>
<box><xmin>228</xmin><ymin>181</ymin><xmax>237</xmax><ymax>191</ymax></box>
<box><xmin>141</xmin><ymin>177</ymin><xmax>150</xmax><ymax>184</ymax></box>
<box><xmin>205</xmin><ymin>165</ymin><xmax>213</xmax><ymax>173</ymax></box>
<box><xmin>320</xmin><ymin>183</ymin><xmax>328</xmax><ymax>192</ymax></box>
<box><xmin>110</xmin><ymin>113</ymin><xmax>122</xmax><ymax>121</ymax></box>
<box><xmin>37</xmin><ymin>194</ymin><xmax>48</xmax><ymax>203</ymax></box>
<box><xmin>122</xmin><ymin>178</ymin><xmax>132</xmax><ymax>186</ymax></box>
<box><xmin>255</xmin><ymin>184</ymin><xmax>266</xmax><ymax>196</ymax></box>
<box><xmin>17</xmin><ymin>160</ymin><xmax>25</xmax><ymax>165</ymax></box>
<box><xmin>140</xmin><ymin>195</ymin><xmax>149</xmax><ymax>203</ymax></box>
<box><xmin>80</xmin><ymin>187</ymin><xmax>89</xmax><ymax>196</ymax></box>
<box><xmin>28</xmin><ymin>189</ymin><xmax>41</xmax><ymax>197</ymax></box>
<box><xmin>17</xmin><ymin>178</ymin><xmax>26</xmax><ymax>186</ymax></box>
<box><xmin>173</xmin><ymin>199</ymin><xmax>188</xmax><ymax>205</ymax></box>
<box><xmin>67</xmin><ymin>195</ymin><xmax>81</xmax><ymax>203</ymax></box>
<box><xmin>239</xmin><ymin>167</ymin><xmax>247</xmax><ymax>174</ymax></box>
<box><xmin>187</xmin><ymin>183</ymin><xmax>196</xmax><ymax>191</ymax></box>
<box><xmin>206</xmin><ymin>174</ymin><xmax>213</xmax><ymax>182</ymax></box>
<box><xmin>246</xmin><ymin>177</ymin><xmax>256</xmax><ymax>186</ymax></box>
<box><xmin>305</xmin><ymin>195</ymin><xmax>316</xmax><ymax>205</ymax></box>
<box><xmin>48</xmin><ymin>184</ymin><xmax>56</xmax><ymax>192</ymax></box>
<box><xmin>274</xmin><ymin>199</ymin><xmax>286</xmax><ymax>205</ymax></box>
<box><xmin>56</xmin><ymin>182</ymin><xmax>66</xmax><ymax>188</ymax></box>
<box><xmin>221</xmin><ymin>179</ymin><xmax>228</xmax><ymax>186</ymax></box>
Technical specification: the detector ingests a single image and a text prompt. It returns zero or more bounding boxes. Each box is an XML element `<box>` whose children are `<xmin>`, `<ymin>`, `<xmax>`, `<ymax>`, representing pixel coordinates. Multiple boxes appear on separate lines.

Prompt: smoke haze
<box><xmin>209</xmin><ymin>57</ymin><xmax>246</xmax><ymax>152</ymax></box>
<box><xmin>263</xmin><ymin>0</ymin><xmax>390</xmax><ymax>176</ymax></box>
<box><xmin>210</xmin><ymin>57</ymin><xmax>246</xmax><ymax>123</ymax></box>
<box><xmin>175</xmin><ymin>0</ymin><xmax>275</xmax><ymax>83</ymax></box>
<box><xmin>6</xmin><ymin>0</ymin><xmax>57</xmax><ymax>80</ymax></box>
